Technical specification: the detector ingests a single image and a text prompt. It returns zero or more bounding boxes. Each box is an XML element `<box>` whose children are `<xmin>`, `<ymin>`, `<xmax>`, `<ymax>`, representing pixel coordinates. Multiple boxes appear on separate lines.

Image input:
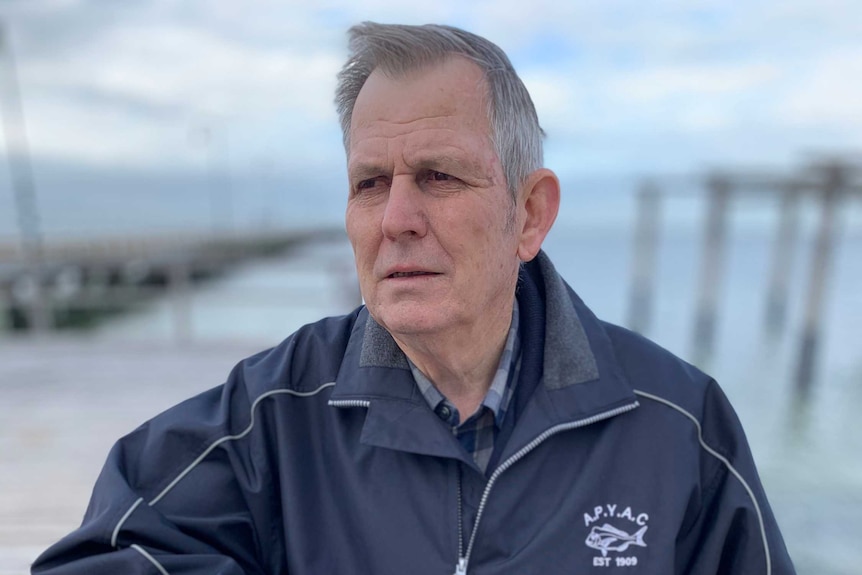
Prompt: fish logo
<box><xmin>585</xmin><ymin>523</ymin><xmax>648</xmax><ymax>557</ymax></box>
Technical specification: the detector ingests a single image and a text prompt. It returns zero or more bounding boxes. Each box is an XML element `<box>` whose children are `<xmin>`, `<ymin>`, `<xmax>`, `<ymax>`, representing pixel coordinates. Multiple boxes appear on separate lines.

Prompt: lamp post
<box><xmin>0</xmin><ymin>22</ymin><xmax>50</xmax><ymax>332</ymax></box>
<box><xmin>189</xmin><ymin>119</ymin><xmax>234</xmax><ymax>235</ymax></box>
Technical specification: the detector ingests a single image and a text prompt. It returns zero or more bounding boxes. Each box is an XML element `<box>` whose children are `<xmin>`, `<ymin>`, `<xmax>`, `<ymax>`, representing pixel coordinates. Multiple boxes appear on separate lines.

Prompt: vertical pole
<box><xmin>692</xmin><ymin>174</ymin><xmax>731</xmax><ymax>364</ymax></box>
<box><xmin>795</xmin><ymin>164</ymin><xmax>844</xmax><ymax>395</ymax></box>
<box><xmin>0</xmin><ymin>282</ymin><xmax>10</xmax><ymax>331</ymax></box>
<box><xmin>627</xmin><ymin>180</ymin><xmax>661</xmax><ymax>335</ymax></box>
<box><xmin>206</xmin><ymin>131</ymin><xmax>233</xmax><ymax>235</ymax></box>
<box><xmin>0</xmin><ymin>24</ymin><xmax>51</xmax><ymax>332</ymax></box>
<box><xmin>764</xmin><ymin>182</ymin><xmax>801</xmax><ymax>336</ymax></box>
<box><xmin>192</xmin><ymin>121</ymin><xmax>233</xmax><ymax>236</ymax></box>
<box><xmin>170</xmin><ymin>260</ymin><xmax>192</xmax><ymax>343</ymax></box>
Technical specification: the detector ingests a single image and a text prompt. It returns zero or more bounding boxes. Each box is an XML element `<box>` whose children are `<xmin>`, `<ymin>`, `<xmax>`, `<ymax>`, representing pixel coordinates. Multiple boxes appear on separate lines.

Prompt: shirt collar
<box><xmin>408</xmin><ymin>298</ymin><xmax>521</xmax><ymax>428</ymax></box>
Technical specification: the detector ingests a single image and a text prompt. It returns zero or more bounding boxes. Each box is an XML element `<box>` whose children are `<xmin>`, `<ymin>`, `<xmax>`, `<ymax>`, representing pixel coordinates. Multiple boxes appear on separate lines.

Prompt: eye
<box><xmin>419</xmin><ymin>169</ymin><xmax>464</xmax><ymax>194</ymax></box>
<box><xmin>355</xmin><ymin>177</ymin><xmax>384</xmax><ymax>193</ymax></box>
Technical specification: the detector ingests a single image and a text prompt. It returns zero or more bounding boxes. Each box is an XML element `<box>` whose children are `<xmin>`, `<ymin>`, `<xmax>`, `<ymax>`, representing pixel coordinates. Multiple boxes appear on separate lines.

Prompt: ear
<box><xmin>516</xmin><ymin>168</ymin><xmax>560</xmax><ymax>262</ymax></box>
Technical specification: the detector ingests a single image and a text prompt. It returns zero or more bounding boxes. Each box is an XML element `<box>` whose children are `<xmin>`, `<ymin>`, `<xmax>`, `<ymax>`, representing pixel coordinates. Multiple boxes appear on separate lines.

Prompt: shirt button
<box><xmin>436</xmin><ymin>405</ymin><xmax>452</xmax><ymax>421</ymax></box>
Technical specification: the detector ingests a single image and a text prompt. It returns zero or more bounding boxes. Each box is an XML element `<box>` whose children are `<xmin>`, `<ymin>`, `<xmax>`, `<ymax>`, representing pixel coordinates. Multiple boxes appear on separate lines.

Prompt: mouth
<box><xmin>387</xmin><ymin>271</ymin><xmax>439</xmax><ymax>279</ymax></box>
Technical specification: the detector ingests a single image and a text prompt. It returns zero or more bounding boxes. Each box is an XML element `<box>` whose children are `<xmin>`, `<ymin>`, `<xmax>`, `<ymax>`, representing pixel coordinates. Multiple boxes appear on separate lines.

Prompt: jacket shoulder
<box><xmin>600</xmin><ymin>321</ymin><xmax>715</xmax><ymax>414</ymax></box>
<box><xmin>234</xmin><ymin>307</ymin><xmax>362</xmax><ymax>398</ymax></box>
<box><xmin>600</xmin><ymin>321</ymin><xmax>755</xmax><ymax>464</ymax></box>
<box><xmin>100</xmin><ymin>309</ymin><xmax>363</xmax><ymax>506</ymax></box>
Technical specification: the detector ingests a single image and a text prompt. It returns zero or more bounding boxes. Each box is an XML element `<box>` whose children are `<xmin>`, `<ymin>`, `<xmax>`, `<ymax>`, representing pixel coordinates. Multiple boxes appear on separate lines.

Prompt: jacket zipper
<box><xmin>453</xmin><ymin>401</ymin><xmax>639</xmax><ymax>575</ymax></box>
<box><xmin>327</xmin><ymin>399</ymin><xmax>371</xmax><ymax>408</ymax></box>
<box><xmin>456</xmin><ymin>478</ymin><xmax>466</xmax><ymax>575</ymax></box>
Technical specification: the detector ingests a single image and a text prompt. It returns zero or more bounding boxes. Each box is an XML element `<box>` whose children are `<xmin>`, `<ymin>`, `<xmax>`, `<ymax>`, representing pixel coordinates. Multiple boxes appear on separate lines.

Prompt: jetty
<box><xmin>0</xmin><ymin>227</ymin><xmax>347</xmax><ymax>332</ymax></box>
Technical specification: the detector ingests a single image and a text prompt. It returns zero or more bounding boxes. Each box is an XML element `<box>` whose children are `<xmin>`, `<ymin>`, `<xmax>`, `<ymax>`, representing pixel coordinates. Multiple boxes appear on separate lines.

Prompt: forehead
<box><xmin>348</xmin><ymin>57</ymin><xmax>496</xmax><ymax>166</ymax></box>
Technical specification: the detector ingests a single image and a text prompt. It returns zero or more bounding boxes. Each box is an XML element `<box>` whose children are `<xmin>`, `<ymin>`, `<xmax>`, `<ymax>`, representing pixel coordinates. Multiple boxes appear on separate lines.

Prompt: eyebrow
<box><xmin>412</xmin><ymin>153</ymin><xmax>495</xmax><ymax>186</ymax></box>
<box><xmin>349</xmin><ymin>153</ymin><xmax>488</xmax><ymax>180</ymax></box>
<box><xmin>347</xmin><ymin>162</ymin><xmax>387</xmax><ymax>182</ymax></box>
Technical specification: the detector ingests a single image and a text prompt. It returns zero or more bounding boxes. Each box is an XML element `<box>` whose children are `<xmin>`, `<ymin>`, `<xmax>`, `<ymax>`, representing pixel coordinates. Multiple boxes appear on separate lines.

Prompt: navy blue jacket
<box><xmin>32</xmin><ymin>252</ymin><xmax>796</xmax><ymax>574</ymax></box>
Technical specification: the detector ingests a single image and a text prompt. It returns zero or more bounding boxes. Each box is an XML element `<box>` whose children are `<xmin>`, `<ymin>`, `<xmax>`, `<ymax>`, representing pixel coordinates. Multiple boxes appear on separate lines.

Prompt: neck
<box><xmin>392</xmin><ymin>298</ymin><xmax>514</xmax><ymax>420</ymax></box>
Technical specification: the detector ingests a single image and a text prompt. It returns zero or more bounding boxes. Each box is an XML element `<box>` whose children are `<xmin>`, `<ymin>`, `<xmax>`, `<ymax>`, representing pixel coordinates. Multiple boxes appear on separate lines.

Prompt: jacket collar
<box><xmin>488</xmin><ymin>252</ymin><xmax>637</xmax><ymax>466</ymax></box>
<box><xmin>329</xmin><ymin>250</ymin><xmax>637</xmax><ymax>458</ymax></box>
<box><xmin>536</xmin><ymin>250</ymin><xmax>600</xmax><ymax>389</ymax></box>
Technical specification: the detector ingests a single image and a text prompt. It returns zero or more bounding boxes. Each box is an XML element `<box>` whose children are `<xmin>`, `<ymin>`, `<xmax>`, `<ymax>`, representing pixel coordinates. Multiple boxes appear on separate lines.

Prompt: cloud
<box><xmin>776</xmin><ymin>47</ymin><xmax>862</xmax><ymax>127</ymax></box>
<box><xmin>608</xmin><ymin>63</ymin><xmax>779</xmax><ymax>103</ymax></box>
<box><xmin>2</xmin><ymin>0</ymin><xmax>861</xmax><ymax>178</ymax></box>
<box><xmin>6</xmin><ymin>15</ymin><xmax>343</xmax><ymax>169</ymax></box>
<box><xmin>14</xmin><ymin>95</ymin><xmax>191</xmax><ymax>168</ymax></box>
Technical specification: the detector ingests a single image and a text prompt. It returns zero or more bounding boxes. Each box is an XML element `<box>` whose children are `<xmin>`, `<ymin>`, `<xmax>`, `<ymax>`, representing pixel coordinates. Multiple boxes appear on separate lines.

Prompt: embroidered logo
<box><xmin>586</xmin><ymin>524</ymin><xmax>647</xmax><ymax>556</ymax></box>
<box><xmin>583</xmin><ymin>504</ymin><xmax>649</xmax><ymax>568</ymax></box>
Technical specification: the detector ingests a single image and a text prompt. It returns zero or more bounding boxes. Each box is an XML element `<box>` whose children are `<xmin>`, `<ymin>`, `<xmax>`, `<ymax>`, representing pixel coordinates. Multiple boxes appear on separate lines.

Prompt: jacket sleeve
<box><xmin>31</xmin><ymin>370</ymin><xmax>273</xmax><ymax>575</ymax></box>
<box><xmin>675</xmin><ymin>380</ymin><xmax>796</xmax><ymax>575</ymax></box>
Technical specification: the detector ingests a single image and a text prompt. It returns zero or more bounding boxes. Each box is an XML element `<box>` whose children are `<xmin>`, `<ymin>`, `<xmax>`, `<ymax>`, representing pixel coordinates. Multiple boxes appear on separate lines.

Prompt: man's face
<box><xmin>345</xmin><ymin>56</ymin><xmax>523</xmax><ymax>339</ymax></box>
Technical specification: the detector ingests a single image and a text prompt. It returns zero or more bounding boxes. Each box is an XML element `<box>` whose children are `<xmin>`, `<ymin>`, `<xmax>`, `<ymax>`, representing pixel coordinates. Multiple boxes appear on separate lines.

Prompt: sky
<box><xmin>1</xmin><ymin>0</ymin><xmax>861</xmax><ymax>236</ymax></box>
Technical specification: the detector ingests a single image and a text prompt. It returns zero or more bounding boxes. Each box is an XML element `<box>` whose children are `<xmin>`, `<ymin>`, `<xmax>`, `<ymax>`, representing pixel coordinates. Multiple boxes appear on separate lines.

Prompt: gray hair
<box><xmin>335</xmin><ymin>22</ymin><xmax>544</xmax><ymax>199</ymax></box>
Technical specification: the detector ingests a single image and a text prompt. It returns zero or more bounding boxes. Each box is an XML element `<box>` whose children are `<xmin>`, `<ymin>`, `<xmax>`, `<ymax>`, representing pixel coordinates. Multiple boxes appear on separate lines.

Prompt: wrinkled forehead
<box><xmin>348</xmin><ymin>126</ymin><xmax>499</xmax><ymax>185</ymax></box>
<box><xmin>347</xmin><ymin>58</ymin><xmax>500</xmax><ymax>179</ymax></box>
<box><xmin>348</xmin><ymin>56</ymin><xmax>493</xmax><ymax>151</ymax></box>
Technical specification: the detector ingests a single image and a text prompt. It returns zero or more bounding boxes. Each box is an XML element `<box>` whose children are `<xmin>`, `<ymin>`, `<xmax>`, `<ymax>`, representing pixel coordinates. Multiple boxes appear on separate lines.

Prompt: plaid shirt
<box><xmin>408</xmin><ymin>300</ymin><xmax>521</xmax><ymax>474</ymax></box>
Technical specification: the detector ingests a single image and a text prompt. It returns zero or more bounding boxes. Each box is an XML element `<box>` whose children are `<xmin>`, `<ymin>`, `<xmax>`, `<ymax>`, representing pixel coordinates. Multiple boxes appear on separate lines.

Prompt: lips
<box><xmin>389</xmin><ymin>271</ymin><xmax>434</xmax><ymax>278</ymax></box>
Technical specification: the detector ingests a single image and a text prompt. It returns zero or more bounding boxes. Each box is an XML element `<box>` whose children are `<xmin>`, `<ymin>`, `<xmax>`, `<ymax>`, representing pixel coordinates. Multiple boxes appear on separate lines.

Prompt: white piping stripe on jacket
<box><xmin>130</xmin><ymin>544</ymin><xmax>169</xmax><ymax>575</ymax></box>
<box><xmin>111</xmin><ymin>496</ymin><xmax>143</xmax><ymax>548</ymax></box>
<box><xmin>110</xmin><ymin>382</ymin><xmax>337</xmax><ymax>554</ymax></box>
<box><xmin>633</xmin><ymin>389</ymin><xmax>772</xmax><ymax>575</ymax></box>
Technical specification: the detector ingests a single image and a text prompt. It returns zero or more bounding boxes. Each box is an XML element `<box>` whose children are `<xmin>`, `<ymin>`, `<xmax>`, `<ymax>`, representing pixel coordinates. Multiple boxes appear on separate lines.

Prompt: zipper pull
<box><xmin>454</xmin><ymin>557</ymin><xmax>467</xmax><ymax>575</ymax></box>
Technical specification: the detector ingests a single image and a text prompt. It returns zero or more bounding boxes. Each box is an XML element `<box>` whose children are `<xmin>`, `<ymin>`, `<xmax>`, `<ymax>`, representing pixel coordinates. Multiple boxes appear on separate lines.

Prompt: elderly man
<box><xmin>33</xmin><ymin>22</ymin><xmax>795</xmax><ymax>575</ymax></box>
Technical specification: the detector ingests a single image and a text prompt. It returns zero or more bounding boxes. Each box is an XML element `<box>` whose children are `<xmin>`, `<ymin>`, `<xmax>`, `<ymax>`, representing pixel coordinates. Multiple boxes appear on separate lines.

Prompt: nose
<box><xmin>380</xmin><ymin>175</ymin><xmax>427</xmax><ymax>240</ymax></box>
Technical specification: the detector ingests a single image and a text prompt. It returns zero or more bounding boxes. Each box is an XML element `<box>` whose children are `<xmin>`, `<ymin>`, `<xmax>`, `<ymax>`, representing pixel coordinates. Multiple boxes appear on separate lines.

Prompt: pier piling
<box><xmin>692</xmin><ymin>174</ymin><xmax>732</xmax><ymax>364</ymax></box>
<box><xmin>795</xmin><ymin>163</ymin><xmax>845</xmax><ymax>395</ymax></box>
<box><xmin>627</xmin><ymin>181</ymin><xmax>661</xmax><ymax>335</ymax></box>
<box><xmin>765</xmin><ymin>182</ymin><xmax>801</xmax><ymax>336</ymax></box>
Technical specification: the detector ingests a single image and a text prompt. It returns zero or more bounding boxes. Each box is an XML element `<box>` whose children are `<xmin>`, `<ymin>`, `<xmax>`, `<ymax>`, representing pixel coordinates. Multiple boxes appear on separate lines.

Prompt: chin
<box><xmin>369</xmin><ymin>305</ymin><xmax>449</xmax><ymax>337</ymax></box>
<box><xmin>378</xmin><ymin>316</ymin><xmax>439</xmax><ymax>337</ymax></box>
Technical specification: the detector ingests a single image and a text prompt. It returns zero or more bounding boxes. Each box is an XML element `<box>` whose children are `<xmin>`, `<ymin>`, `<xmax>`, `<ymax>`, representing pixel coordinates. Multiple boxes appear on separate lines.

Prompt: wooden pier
<box><xmin>0</xmin><ymin>227</ymin><xmax>347</xmax><ymax>333</ymax></box>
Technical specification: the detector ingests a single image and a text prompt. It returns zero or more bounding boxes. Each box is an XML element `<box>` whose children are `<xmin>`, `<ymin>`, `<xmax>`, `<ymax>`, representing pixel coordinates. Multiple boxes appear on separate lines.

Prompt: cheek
<box><xmin>471</xmin><ymin>206</ymin><xmax>512</xmax><ymax>254</ymax></box>
<box><xmin>345</xmin><ymin>208</ymin><xmax>376</xmax><ymax>264</ymax></box>
<box><xmin>345</xmin><ymin>206</ymin><xmax>359</xmax><ymax>246</ymax></box>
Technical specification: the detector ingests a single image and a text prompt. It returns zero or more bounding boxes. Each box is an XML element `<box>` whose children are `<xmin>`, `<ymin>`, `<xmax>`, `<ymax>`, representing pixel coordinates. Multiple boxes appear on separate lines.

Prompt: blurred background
<box><xmin>1</xmin><ymin>1</ymin><xmax>860</xmax><ymax>574</ymax></box>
